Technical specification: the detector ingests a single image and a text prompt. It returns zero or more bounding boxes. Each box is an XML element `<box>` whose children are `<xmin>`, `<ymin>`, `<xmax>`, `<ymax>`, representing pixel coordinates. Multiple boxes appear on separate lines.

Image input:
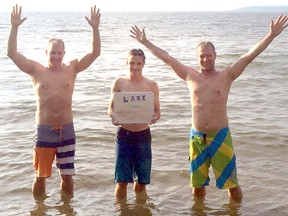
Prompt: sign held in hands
<box><xmin>113</xmin><ymin>92</ymin><xmax>154</xmax><ymax>124</ymax></box>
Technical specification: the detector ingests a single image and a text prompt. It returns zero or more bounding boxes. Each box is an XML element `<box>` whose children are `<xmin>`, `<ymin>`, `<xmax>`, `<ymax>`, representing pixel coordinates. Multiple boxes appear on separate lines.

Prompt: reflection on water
<box><xmin>30</xmin><ymin>193</ymin><xmax>77</xmax><ymax>216</ymax></box>
<box><xmin>191</xmin><ymin>197</ymin><xmax>242</xmax><ymax>216</ymax></box>
<box><xmin>114</xmin><ymin>193</ymin><xmax>159</xmax><ymax>216</ymax></box>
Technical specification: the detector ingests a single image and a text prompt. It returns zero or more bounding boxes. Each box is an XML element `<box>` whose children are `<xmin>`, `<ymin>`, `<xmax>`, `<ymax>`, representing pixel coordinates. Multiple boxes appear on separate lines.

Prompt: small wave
<box><xmin>57</xmin><ymin>29</ymin><xmax>88</xmax><ymax>33</ymax></box>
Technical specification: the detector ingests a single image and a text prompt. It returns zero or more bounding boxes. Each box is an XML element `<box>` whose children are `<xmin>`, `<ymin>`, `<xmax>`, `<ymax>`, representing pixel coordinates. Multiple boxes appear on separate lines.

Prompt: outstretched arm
<box><xmin>229</xmin><ymin>15</ymin><xmax>288</xmax><ymax>80</ymax></box>
<box><xmin>7</xmin><ymin>5</ymin><xmax>38</xmax><ymax>75</ymax></box>
<box><xmin>130</xmin><ymin>25</ymin><xmax>193</xmax><ymax>81</ymax></box>
<box><xmin>72</xmin><ymin>5</ymin><xmax>101</xmax><ymax>73</ymax></box>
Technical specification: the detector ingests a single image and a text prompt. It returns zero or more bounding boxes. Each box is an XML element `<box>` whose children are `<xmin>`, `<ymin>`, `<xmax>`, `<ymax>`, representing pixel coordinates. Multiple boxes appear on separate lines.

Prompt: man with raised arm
<box><xmin>7</xmin><ymin>4</ymin><xmax>101</xmax><ymax>197</ymax></box>
<box><xmin>130</xmin><ymin>15</ymin><xmax>288</xmax><ymax>201</ymax></box>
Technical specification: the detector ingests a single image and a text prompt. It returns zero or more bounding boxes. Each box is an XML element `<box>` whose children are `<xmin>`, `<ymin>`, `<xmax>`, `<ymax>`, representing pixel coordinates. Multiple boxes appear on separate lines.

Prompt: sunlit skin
<box><xmin>130</xmin><ymin>15</ymin><xmax>288</xmax><ymax>202</ymax></box>
<box><xmin>108</xmin><ymin>51</ymin><xmax>160</xmax><ymax>198</ymax></box>
<box><xmin>7</xmin><ymin>4</ymin><xmax>101</xmax><ymax>197</ymax></box>
<box><xmin>108</xmin><ymin>54</ymin><xmax>160</xmax><ymax>132</ymax></box>
<box><xmin>46</xmin><ymin>41</ymin><xmax>65</xmax><ymax>69</ymax></box>
<box><xmin>197</xmin><ymin>45</ymin><xmax>216</xmax><ymax>74</ymax></box>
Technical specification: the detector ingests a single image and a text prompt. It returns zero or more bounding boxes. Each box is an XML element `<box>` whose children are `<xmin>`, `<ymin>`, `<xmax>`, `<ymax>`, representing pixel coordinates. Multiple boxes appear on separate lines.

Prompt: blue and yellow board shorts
<box><xmin>189</xmin><ymin>126</ymin><xmax>239</xmax><ymax>189</ymax></box>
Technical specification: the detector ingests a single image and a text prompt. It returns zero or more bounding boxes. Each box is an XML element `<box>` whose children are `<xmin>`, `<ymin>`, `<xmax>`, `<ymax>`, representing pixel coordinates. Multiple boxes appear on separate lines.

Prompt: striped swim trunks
<box><xmin>189</xmin><ymin>126</ymin><xmax>239</xmax><ymax>189</ymax></box>
<box><xmin>33</xmin><ymin>122</ymin><xmax>76</xmax><ymax>177</ymax></box>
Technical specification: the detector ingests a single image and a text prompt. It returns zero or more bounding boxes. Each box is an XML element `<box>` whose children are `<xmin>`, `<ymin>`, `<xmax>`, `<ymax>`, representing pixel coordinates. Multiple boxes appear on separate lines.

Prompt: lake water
<box><xmin>0</xmin><ymin>11</ymin><xmax>288</xmax><ymax>215</ymax></box>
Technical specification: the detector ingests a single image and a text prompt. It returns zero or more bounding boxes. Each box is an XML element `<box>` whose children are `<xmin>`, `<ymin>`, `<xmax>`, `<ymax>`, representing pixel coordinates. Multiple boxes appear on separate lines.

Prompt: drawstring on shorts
<box><xmin>52</xmin><ymin>125</ymin><xmax>63</xmax><ymax>143</ymax></box>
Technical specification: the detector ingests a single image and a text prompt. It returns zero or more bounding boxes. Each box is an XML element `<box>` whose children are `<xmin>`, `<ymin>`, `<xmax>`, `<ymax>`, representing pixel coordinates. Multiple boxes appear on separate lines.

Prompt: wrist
<box><xmin>11</xmin><ymin>25</ymin><xmax>19</xmax><ymax>29</ymax></box>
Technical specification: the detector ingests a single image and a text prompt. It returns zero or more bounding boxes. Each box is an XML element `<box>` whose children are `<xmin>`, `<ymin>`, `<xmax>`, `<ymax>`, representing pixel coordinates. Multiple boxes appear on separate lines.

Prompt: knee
<box><xmin>115</xmin><ymin>183</ymin><xmax>128</xmax><ymax>198</ymax></box>
<box><xmin>193</xmin><ymin>187</ymin><xmax>206</xmax><ymax>197</ymax></box>
<box><xmin>134</xmin><ymin>183</ymin><xmax>146</xmax><ymax>193</ymax></box>
<box><xmin>34</xmin><ymin>176</ymin><xmax>45</xmax><ymax>183</ymax></box>
<box><xmin>60</xmin><ymin>175</ymin><xmax>73</xmax><ymax>182</ymax></box>
<box><xmin>117</xmin><ymin>182</ymin><xmax>128</xmax><ymax>189</ymax></box>
<box><xmin>32</xmin><ymin>176</ymin><xmax>46</xmax><ymax>197</ymax></box>
<box><xmin>60</xmin><ymin>175</ymin><xmax>74</xmax><ymax>195</ymax></box>
<box><xmin>228</xmin><ymin>186</ymin><xmax>243</xmax><ymax>202</ymax></box>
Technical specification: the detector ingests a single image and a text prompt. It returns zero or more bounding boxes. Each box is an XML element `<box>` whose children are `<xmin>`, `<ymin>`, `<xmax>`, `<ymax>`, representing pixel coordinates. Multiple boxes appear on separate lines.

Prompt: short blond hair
<box><xmin>48</xmin><ymin>38</ymin><xmax>65</xmax><ymax>51</ymax></box>
<box><xmin>197</xmin><ymin>41</ymin><xmax>215</xmax><ymax>53</ymax></box>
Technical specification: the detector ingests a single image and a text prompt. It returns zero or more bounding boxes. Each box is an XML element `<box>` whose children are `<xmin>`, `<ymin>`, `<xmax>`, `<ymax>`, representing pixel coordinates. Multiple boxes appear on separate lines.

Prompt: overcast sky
<box><xmin>1</xmin><ymin>0</ymin><xmax>288</xmax><ymax>12</ymax></box>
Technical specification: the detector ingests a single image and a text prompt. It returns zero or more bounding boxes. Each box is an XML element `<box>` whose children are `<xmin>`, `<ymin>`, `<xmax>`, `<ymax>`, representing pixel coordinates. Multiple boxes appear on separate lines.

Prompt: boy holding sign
<box><xmin>108</xmin><ymin>49</ymin><xmax>160</xmax><ymax>198</ymax></box>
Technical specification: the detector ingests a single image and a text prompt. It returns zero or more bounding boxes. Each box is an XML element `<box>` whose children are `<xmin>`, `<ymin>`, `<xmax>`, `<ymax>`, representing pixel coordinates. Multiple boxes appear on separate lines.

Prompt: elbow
<box><xmin>7</xmin><ymin>50</ymin><xmax>13</xmax><ymax>59</ymax></box>
<box><xmin>107</xmin><ymin>107</ymin><xmax>113</xmax><ymax>117</ymax></box>
<box><xmin>7</xmin><ymin>48</ymin><xmax>17</xmax><ymax>60</ymax></box>
<box><xmin>7</xmin><ymin>52</ymin><xmax>15</xmax><ymax>62</ymax></box>
<box><xmin>156</xmin><ymin>110</ymin><xmax>161</xmax><ymax>120</ymax></box>
<box><xmin>93</xmin><ymin>49</ymin><xmax>101</xmax><ymax>59</ymax></box>
<box><xmin>96</xmin><ymin>51</ymin><xmax>101</xmax><ymax>58</ymax></box>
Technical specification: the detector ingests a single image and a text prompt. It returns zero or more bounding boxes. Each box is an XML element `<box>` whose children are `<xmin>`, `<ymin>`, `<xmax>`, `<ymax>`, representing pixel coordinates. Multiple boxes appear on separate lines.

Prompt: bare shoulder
<box><xmin>142</xmin><ymin>77</ymin><xmax>159</xmax><ymax>94</ymax></box>
<box><xmin>29</xmin><ymin>62</ymin><xmax>47</xmax><ymax>76</ymax></box>
<box><xmin>111</xmin><ymin>76</ymin><xmax>129</xmax><ymax>91</ymax></box>
<box><xmin>145</xmin><ymin>76</ymin><xmax>157</xmax><ymax>84</ymax></box>
<box><xmin>186</xmin><ymin>67</ymin><xmax>201</xmax><ymax>81</ymax></box>
<box><xmin>114</xmin><ymin>76</ymin><xmax>129</xmax><ymax>84</ymax></box>
<box><xmin>142</xmin><ymin>76</ymin><xmax>158</xmax><ymax>88</ymax></box>
<box><xmin>219</xmin><ymin>65</ymin><xmax>236</xmax><ymax>81</ymax></box>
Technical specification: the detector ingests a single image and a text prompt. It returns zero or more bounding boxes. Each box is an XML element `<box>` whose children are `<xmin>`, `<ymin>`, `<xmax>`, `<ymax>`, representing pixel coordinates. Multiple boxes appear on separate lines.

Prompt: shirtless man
<box><xmin>7</xmin><ymin>4</ymin><xmax>101</xmax><ymax>197</ymax></box>
<box><xmin>130</xmin><ymin>15</ymin><xmax>288</xmax><ymax>201</ymax></box>
<box><xmin>108</xmin><ymin>49</ymin><xmax>160</xmax><ymax>198</ymax></box>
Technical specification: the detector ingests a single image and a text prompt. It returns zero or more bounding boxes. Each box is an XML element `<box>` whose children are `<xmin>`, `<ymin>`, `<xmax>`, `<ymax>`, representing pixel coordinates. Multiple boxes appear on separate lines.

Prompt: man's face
<box><xmin>46</xmin><ymin>41</ymin><xmax>65</xmax><ymax>67</ymax></box>
<box><xmin>197</xmin><ymin>45</ymin><xmax>216</xmax><ymax>73</ymax></box>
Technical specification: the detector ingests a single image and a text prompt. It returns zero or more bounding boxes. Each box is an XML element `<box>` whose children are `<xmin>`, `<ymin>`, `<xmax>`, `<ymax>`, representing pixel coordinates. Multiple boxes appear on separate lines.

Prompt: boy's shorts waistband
<box><xmin>117</xmin><ymin>127</ymin><xmax>150</xmax><ymax>136</ymax></box>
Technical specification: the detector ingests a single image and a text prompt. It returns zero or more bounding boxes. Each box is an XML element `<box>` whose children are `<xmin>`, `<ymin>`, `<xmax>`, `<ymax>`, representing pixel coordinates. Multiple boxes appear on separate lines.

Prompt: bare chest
<box><xmin>119</xmin><ymin>80</ymin><xmax>152</xmax><ymax>93</ymax></box>
<box><xmin>32</xmin><ymin>70</ymin><xmax>76</xmax><ymax>95</ymax></box>
<box><xmin>187</xmin><ymin>75</ymin><xmax>231</xmax><ymax>104</ymax></box>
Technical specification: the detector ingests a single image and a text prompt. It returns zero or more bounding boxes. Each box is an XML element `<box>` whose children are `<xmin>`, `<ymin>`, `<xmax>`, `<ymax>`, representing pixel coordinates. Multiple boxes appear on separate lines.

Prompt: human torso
<box><xmin>187</xmin><ymin>70</ymin><xmax>232</xmax><ymax>133</ymax></box>
<box><xmin>31</xmin><ymin>65</ymin><xmax>77</xmax><ymax>125</ymax></box>
<box><xmin>115</xmin><ymin>76</ymin><xmax>156</xmax><ymax>132</ymax></box>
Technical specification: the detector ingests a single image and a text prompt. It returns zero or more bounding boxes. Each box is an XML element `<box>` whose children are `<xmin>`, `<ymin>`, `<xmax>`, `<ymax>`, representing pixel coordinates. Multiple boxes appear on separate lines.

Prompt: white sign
<box><xmin>113</xmin><ymin>92</ymin><xmax>154</xmax><ymax>124</ymax></box>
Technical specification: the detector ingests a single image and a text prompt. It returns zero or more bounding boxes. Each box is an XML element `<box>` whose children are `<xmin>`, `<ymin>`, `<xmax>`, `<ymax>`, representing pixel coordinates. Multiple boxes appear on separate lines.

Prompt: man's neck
<box><xmin>47</xmin><ymin>63</ymin><xmax>64</xmax><ymax>71</ymax></box>
<box><xmin>200</xmin><ymin>69</ymin><xmax>217</xmax><ymax>76</ymax></box>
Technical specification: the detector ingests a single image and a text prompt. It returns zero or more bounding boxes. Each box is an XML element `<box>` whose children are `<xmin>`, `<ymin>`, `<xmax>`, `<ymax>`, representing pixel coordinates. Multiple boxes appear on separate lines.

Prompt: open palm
<box><xmin>270</xmin><ymin>15</ymin><xmax>288</xmax><ymax>37</ymax></box>
<box><xmin>10</xmin><ymin>4</ymin><xmax>26</xmax><ymax>27</ymax></box>
<box><xmin>85</xmin><ymin>5</ymin><xmax>101</xmax><ymax>28</ymax></box>
<box><xmin>130</xmin><ymin>25</ymin><xmax>147</xmax><ymax>43</ymax></box>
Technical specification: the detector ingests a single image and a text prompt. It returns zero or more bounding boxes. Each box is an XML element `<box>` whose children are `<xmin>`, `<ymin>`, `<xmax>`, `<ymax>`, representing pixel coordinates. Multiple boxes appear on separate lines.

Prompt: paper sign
<box><xmin>113</xmin><ymin>92</ymin><xmax>154</xmax><ymax>124</ymax></box>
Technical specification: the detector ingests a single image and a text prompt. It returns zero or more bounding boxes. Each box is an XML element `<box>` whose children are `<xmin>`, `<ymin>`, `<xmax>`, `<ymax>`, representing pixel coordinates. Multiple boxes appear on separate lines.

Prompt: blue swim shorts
<box><xmin>33</xmin><ymin>122</ymin><xmax>76</xmax><ymax>177</ymax></box>
<box><xmin>115</xmin><ymin>127</ymin><xmax>152</xmax><ymax>185</ymax></box>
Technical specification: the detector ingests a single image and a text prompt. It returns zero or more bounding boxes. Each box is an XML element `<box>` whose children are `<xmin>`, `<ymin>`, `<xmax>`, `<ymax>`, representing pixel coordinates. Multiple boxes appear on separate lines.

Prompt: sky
<box><xmin>1</xmin><ymin>0</ymin><xmax>288</xmax><ymax>12</ymax></box>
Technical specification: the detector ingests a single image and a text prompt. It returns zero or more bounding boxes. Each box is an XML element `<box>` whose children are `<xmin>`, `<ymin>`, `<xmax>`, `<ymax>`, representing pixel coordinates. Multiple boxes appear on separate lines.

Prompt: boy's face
<box><xmin>127</xmin><ymin>55</ymin><xmax>145</xmax><ymax>75</ymax></box>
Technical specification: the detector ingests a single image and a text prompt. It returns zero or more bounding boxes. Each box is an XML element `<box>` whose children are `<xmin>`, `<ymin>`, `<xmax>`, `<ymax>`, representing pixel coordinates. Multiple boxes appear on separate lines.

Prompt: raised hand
<box><xmin>130</xmin><ymin>25</ymin><xmax>147</xmax><ymax>43</ymax></box>
<box><xmin>270</xmin><ymin>15</ymin><xmax>288</xmax><ymax>37</ymax></box>
<box><xmin>85</xmin><ymin>5</ymin><xmax>101</xmax><ymax>28</ymax></box>
<box><xmin>10</xmin><ymin>4</ymin><xmax>27</xmax><ymax>27</ymax></box>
